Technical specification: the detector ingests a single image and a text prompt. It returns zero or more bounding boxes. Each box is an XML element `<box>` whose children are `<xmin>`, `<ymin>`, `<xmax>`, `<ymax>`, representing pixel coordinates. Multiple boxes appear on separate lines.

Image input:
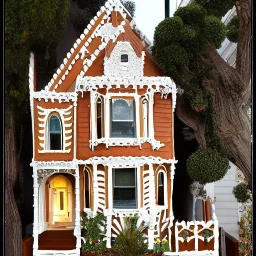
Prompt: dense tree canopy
<box><xmin>153</xmin><ymin>0</ymin><xmax>251</xmax><ymax>185</ymax></box>
<box><xmin>5</xmin><ymin>1</ymin><xmax>71</xmax><ymax>255</ymax></box>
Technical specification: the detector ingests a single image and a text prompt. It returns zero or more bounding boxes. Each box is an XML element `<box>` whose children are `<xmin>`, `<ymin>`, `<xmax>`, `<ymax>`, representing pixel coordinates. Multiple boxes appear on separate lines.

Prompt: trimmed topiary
<box><xmin>232</xmin><ymin>182</ymin><xmax>251</xmax><ymax>203</ymax></box>
<box><xmin>187</xmin><ymin>148</ymin><xmax>229</xmax><ymax>184</ymax></box>
<box><xmin>226</xmin><ymin>16</ymin><xmax>240</xmax><ymax>43</ymax></box>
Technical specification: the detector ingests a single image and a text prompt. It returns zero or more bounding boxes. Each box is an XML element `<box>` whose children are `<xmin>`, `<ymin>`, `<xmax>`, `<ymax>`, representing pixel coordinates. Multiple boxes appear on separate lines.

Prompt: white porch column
<box><xmin>74</xmin><ymin>166</ymin><xmax>81</xmax><ymax>250</ymax></box>
<box><xmin>32</xmin><ymin>167</ymin><xmax>39</xmax><ymax>253</ymax></box>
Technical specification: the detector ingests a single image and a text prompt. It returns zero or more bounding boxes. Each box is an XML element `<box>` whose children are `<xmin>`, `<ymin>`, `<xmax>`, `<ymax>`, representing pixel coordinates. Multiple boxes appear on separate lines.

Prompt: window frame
<box><xmin>83</xmin><ymin>166</ymin><xmax>91</xmax><ymax>210</ymax></box>
<box><xmin>112</xmin><ymin>167</ymin><xmax>137</xmax><ymax>209</ymax></box>
<box><xmin>156</xmin><ymin>170</ymin><xmax>168</xmax><ymax>208</ymax></box>
<box><xmin>105</xmin><ymin>94</ymin><xmax>140</xmax><ymax>142</ymax></box>
<box><xmin>46</xmin><ymin>113</ymin><xmax>63</xmax><ymax>151</ymax></box>
<box><xmin>110</xmin><ymin>98</ymin><xmax>136</xmax><ymax>138</ymax></box>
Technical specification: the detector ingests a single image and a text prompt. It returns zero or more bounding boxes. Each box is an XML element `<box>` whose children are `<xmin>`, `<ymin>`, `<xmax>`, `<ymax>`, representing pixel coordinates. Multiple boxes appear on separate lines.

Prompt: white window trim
<box><xmin>90</xmin><ymin>92</ymin><xmax>165</xmax><ymax>150</ymax></box>
<box><xmin>46</xmin><ymin>114</ymin><xmax>63</xmax><ymax>151</ymax></box>
<box><xmin>83</xmin><ymin>166</ymin><xmax>91</xmax><ymax>211</ymax></box>
<box><xmin>109</xmin><ymin>165</ymin><xmax>140</xmax><ymax>211</ymax></box>
<box><xmin>37</xmin><ymin>105</ymin><xmax>73</xmax><ymax>154</ymax></box>
<box><xmin>156</xmin><ymin>170</ymin><xmax>168</xmax><ymax>208</ymax></box>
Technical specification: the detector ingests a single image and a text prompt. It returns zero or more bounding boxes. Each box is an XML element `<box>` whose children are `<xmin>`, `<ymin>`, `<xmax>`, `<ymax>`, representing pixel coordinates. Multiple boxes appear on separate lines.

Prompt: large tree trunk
<box><xmin>5</xmin><ymin>112</ymin><xmax>22</xmax><ymax>256</ymax></box>
<box><xmin>206</xmin><ymin>44</ymin><xmax>251</xmax><ymax>186</ymax></box>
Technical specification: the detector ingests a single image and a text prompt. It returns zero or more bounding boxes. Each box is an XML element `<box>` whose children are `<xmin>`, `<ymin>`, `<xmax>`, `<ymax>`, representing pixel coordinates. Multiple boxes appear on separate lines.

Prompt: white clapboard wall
<box><xmin>214</xmin><ymin>162</ymin><xmax>239</xmax><ymax>239</ymax></box>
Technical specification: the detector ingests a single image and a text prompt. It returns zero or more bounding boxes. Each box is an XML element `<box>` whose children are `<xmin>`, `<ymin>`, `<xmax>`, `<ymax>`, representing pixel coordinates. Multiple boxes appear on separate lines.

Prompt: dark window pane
<box><xmin>84</xmin><ymin>171</ymin><xmax>90</xmax><ymax>208</ymax></box>
<box><xmin>60</xmin><ymin>192</ymin><xmax>64</xmax><ymax>210</ymax></box>
<box><xmin>50</xmin><ymin>133</ymin><xmax>62</xmax><ymax>150</ymax></box>
<box><xmin>121</xmin><ymin>54</ymin><xmax>128</xmax><ymax>62</ymax></box>
<box><xmin>112</xmin><ymin>99</ymin><xmax>134</xmax><ymax>121</ymax></box>
<box><xmin>111</xmin><ymin>121</ymin><xmax>135</xmax><ymax>138</ymax></box>
<box><xmin>113</xmin><ymin>188</ymin><xmax>136</xmax><ymax>209</ymax></box>
<box><xmin>158</xmin><ymin>173</ymin><xmax>164</xmax><ymax>205</ymax></box>
<box><xmin>114</xmin><ymin>168</ymin><xmax>135</xmax><ymax>186</ymax></box>
<box><xmin>49</xmin><ymin>115</ymin><xmax>61</xmax><ymax>132</ymax></box>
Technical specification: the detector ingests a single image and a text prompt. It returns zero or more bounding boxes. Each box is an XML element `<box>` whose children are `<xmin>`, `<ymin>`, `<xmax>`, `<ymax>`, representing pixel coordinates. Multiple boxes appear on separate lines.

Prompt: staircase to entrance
<box><xmin>38</xmin><ymin>230</ymin><xmax>76</xmax><ymax>250</ymax></box>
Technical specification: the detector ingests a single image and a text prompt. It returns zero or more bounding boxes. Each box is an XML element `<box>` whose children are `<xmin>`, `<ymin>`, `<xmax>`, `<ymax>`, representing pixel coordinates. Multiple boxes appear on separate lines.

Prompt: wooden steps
<box><xmin>38</xmin><ymin>230</ymin><xmax>76</xmax><ymax>250</ymax></box>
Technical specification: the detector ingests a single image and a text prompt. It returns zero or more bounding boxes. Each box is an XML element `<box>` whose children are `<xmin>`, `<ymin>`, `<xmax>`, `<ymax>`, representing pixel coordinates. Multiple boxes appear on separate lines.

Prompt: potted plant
<box><xmin>81</xmin><ymin>212</ymin><xmax>107</xmax><ymax>256</ymax></box>
<box><xmin>153</xmin><ymin>238</ymin><xmax>170</xmax><ymax>255</ymax></box>
<box><xmin>112</xmin><ymin>215</ymin><xmax>148</xmax><ymax>256</ymax></box>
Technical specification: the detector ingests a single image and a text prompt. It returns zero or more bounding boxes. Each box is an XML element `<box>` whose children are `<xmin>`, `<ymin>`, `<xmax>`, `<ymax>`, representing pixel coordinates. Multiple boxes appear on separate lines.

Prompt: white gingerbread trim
<box><xmin>32</xmin><ymin>91</ymin><xmax>77</xmax><ymax>103</ymax></box>
<box><xmin>37</xmin><ymin>105</ymin><xmax>73</xmax><ymax>153</ymax></box>
<box><xmin>76</xmin><ymin>76</ymin><xmax>177</xmax><ymax>111</ymax></box>
<box><xmin>29</xmin><ymin>52</ymin><xmax>36</xmax><ymax>160</ymax></box>
<box><xmin>104</xmin><ymin>41</ymin><xmax>145</xmax><ymax>77</ymax></box>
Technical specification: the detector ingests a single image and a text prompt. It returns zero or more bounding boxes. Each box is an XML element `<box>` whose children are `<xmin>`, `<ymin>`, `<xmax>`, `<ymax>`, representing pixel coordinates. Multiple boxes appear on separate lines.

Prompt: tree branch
<box><xmin>235</xmin><ymin>0</ymin><xmax>251</xmax><ymax>85</ymax></box>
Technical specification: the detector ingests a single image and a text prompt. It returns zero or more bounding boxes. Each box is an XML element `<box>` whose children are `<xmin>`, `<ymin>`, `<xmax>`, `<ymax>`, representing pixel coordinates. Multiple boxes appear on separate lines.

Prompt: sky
<box><xmin>132</xmin><ymin>0</ymin><xmax>180</xmax><ymax>42</ymax></box>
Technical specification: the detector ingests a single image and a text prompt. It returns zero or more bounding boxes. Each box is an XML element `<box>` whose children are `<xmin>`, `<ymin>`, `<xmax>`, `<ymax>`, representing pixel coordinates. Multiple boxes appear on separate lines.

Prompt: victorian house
<box><xmin>29</xmin><ymin>1</ymin><xmax>219</xmax><ymax>255</ymax></box>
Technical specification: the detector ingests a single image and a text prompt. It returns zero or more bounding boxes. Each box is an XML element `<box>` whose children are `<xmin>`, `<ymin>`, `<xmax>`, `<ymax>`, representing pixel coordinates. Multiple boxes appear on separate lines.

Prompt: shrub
<box><xmin>226</xmin><ymin>16</ymin><xmax>240</xmax><ymax>43</ymax></box>
<box><xmin>81</xmin><ymin>212</ymin><xmax>106</xmax><ymax>254</ymax></box>
<box><xmin>113</xmin><ymin>216</ymin><xmax>148</xmax><ymax>256</ymax></box>
<box><xmin>232</xmin><ymin>183</ymin><xmax>251</xmax><ymax>203</ymax></box>
<box><xmin>153</xmin><ymin>238</ymin><xmax>170</xmax><ymax>254</ymax></box>
<box><xmin>187</xmin><ymin>148</ymin><xmax>229</xmax><ymax>184</ymax></box>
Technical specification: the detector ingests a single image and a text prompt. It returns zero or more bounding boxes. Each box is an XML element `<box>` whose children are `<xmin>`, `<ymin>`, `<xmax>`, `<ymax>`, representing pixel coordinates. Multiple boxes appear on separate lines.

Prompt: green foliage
<box><xmin>232</xmin><ymin>183</ymin><xmax>251</xmax><ymax>203</ymax></box>
<box><xmin>190</xmin><ymin>88</ymin><xmax>208</xmax><ymax>112</ymax></box>
<box><xmin>205</xmin><ymin>96</ymin><xmax>222</xmax><ymax>151</ymax></box>
<box><xmin>71</xmin><ymin>0</ymin><xmax>106</xmax><ymax>34</ymax></box>
<box><xmin>5</xmin><ymin>0</ymin><xmax>71</xmax><ymax>127</ymax></box>
<box><xmin>204</xmin><ymin>15</ymin><xmax>226</xmax><ymax>48</ymax></box>
<box><xmin>81</xmin><ymin>212</ymin><xmax>107</xmax><ymax>254</ymax></box>
<box><xmin>226</xmin><ymin>15</ymin><xmax>240</xmax><ymax>43</ymax></box>
<box><xmin>202</xmin><ymin>229</ymin><xmax>213</xmax><ymax>239</ymax></box>
<box><xmin>153</xmin><ymin>238</ymin><xmax>170</xmax><ymax>254</ymax></box>
<box><xmin>174</xmin><ymin>3</ymin><xmax>207</xmax><ymax>26</ymax></box>
<box><xmin>194</xmin><ymin>0</ymin><xmax>234</xmax><ymax>18</ymax></box>
<box><xmin>187</xmin><ymin>148</ymin><xmax>229</xmax><ymax>184</ymax></box>
<box><xmin>113</xmin><ymin>216</ymin><xmax>148</xmax><ymax>256</ymax></box>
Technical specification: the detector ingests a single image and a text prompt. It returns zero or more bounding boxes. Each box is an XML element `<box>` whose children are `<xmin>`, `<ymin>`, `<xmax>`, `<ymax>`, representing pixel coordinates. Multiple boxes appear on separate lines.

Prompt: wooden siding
<box><xmin>214</xmin><ymin>163</ymin><xmax>239</xmax><ymax>239</ymax></box>
<box><xmin>33</xmin><ymin>100</ymin><xmax>74</xmax><ymax>161</ymax></box>
<box><xmin>76</xmin><ymin>91</ymin><xmax>173</xmax><ymax>159</ymax></box>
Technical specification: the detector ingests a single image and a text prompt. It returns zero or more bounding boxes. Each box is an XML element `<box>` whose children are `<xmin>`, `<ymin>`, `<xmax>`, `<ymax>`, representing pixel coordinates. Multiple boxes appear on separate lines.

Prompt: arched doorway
<box><xmin>45</xmin><ymin>174</ymin><xmax>75</xmax><ymax>228</ymax></box>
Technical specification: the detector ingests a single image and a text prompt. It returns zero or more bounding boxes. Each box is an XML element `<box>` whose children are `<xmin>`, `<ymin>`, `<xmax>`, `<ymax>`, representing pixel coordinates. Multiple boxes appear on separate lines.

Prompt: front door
<box><xmin>53</xmin><ymin>187</ymin><xmax>71</xmax><ymax>223</ymax></box>
<box><xmin>48</xmin><ymin>174</ymin><xmax>74</xmax><ymax>228</ymax></box>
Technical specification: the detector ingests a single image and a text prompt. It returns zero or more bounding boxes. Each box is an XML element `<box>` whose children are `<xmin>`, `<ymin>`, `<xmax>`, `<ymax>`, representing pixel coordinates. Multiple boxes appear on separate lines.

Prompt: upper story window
<box><xmin>121</xmin><ymin>54</ymin><xmax>128</xmax><ymax>63</ymax></box>
<box><xmin>110</xmin><ymin>99</ymin><xmax>136</xmax><ymax>138</ymax></box>
<box><xmin>97</xmin><ymin>97</ymin><xmax>103</xmax><ymax>139</ymax></box>
<box><xmin>47</xmin><ymin>114</ymin><xmax>62</xmax><ymax>150</ymax></box>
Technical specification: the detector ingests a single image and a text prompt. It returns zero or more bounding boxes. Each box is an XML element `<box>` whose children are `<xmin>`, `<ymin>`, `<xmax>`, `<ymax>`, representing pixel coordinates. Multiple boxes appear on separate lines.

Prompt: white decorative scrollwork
<box><xmin>37</xmin><ymin>169</ymin><xmax>76</xmax><ymax>184</ymax></box>
<box><xmin>37</xmin><ymin>105</ymin><xmax>73</xmax><ymax>153</ymax></box>
<box><xmin>104</xmin><ymin>42</ymin><xmax>145</xmax><ymax>77</ymax></box>
<box><xmin>31</xmin><ymin>161</ymin><xmax>74</xmax><ymax>169</ymax></box>
<box><xmin>96</xmin><ymin>23</ymin><xmax>120</xmax><ymax>39</ymax></box>
<box><xmin>33</xmin><ymin>91</ymin><xmax>77</xmax><ymax>103</ymax></box>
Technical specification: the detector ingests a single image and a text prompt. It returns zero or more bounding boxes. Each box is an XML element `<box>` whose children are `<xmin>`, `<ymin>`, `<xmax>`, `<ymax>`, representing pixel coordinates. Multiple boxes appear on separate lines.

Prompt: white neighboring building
<box><xmin>174</xmin><ymin>0</ymin><xmax>241</xmax><ymax>240</ymax></box>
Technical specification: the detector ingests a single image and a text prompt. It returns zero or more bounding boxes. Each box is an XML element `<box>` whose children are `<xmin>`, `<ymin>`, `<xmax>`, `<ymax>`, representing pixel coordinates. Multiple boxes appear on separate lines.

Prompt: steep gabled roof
<box><xmin>40</xmin><ymin>0</ymin><xmax>152</xmax><ymax>93</ymax></box>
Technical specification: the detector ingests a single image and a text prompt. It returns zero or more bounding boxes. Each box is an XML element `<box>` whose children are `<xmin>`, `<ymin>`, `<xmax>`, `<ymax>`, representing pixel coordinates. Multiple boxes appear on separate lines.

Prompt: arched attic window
<box><xmin>47</xmin><ymin>114</ymin><xmax>63</xmax><ymax>150</ymax></box>
<box><xmin>157</xmin><ymin>171</ymin><xmax>167</xmax><ymax>206</ymax></box>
